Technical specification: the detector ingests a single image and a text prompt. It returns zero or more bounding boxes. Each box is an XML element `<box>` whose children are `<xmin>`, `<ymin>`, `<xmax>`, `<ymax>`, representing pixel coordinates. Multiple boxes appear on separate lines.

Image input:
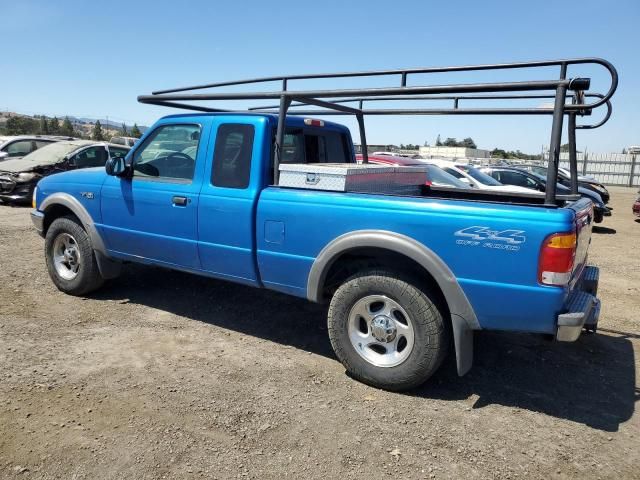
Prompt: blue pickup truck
<box><xmin>30</xmin><ymin>59</ymin><xmax>615</xmax><ymax>390</ymax></box>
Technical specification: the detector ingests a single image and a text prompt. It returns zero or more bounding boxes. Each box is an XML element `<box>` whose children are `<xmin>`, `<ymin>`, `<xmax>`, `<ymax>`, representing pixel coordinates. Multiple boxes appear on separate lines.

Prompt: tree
<box><xmin>491</xmin><ymin>148</ymin><xmax>509</xmax><ymax>159</ymax></box>
<box><xmin>39</xmin><ymin>116</ymin><xmax>49</xmax><ymax>135</ymax></box>
<box><xmin>130</xmin><ymin>123</ymin><xmax>142</xmax><ymax>138</ymax></box>
<box><xmin>443</xmin><ymin>137</ymin><xmax>458</xmax><ymax>147</ymax></box>
<box><xmin>91</xmin><ymin>120</ymin><xmax>105</xmax><ymax>140</ymax></box>
<box><xmin>5</xmin><ymin>115</ymin><xmax>38</xmax><ymax>135</ymax></box>
<box><xmin>622</xmin><ymin>148</ymin><xmax>627</xmax><ymax>154</ymax></box>
<box><xmin>61</xmin><ymin>117</ymin><xmax>75</xmax><ymax>137</ymax></box>
<box><xmin>49</xmin><ymin>117</ymin><xmax>60</xmax><ymax>134</ymax></box>
<box><xmin>120</xmin><ymin>122</ymin><xmax>128</xmax><ymax>136</ymax></box>
<box><xmin>460</xmin><ymin>137</ymin><xmax>477</xmax><ymax>149</ymax></box>
<box><xmin>435</xmin><ymin>134</ymin><xmax>442</xmax><ymax>146</ymax></box>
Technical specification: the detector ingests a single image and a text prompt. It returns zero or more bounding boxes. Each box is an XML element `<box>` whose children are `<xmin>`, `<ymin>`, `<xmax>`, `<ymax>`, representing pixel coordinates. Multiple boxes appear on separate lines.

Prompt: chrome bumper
<box><xmin>31</xmin><ymin>210</ymin><xmax>45</xmax><ymax>236</ymax></box>
<box><xmin>556</xmin><ymin>266</ymin><xmax>600</xmax><ymax>342</ymax></box>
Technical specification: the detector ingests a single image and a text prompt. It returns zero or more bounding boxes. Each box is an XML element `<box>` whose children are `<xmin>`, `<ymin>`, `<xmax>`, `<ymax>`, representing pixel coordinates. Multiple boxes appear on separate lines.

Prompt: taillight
<box><xmin>538</xmin><ymin>232</ymin><xmax>577</xmax><ymax>286</ymax></box>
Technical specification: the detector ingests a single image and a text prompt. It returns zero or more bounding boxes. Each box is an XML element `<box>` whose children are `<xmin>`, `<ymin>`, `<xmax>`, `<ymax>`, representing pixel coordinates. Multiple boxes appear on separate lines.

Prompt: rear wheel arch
<box><xmin>307</xmin><ymin>230</ymin><xmax>478</xmax><ymax>377</ymax></box>
<box><xmin>308</xmin><ymin>231</ymin><xmax>477</xmax><ymax>325</ymax></box>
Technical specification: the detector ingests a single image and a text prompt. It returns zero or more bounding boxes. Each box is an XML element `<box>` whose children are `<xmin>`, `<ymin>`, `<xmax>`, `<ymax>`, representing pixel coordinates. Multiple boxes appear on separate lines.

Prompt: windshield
<box><xmin>456</xmin><ymin>164</ymin><xmax>502</xmax><ymax>186</ymax></box>
<box><xmin>425</xmin><ymin>165</ymin><xmax>470</xmax><ymax>188</ymax></box>
<box><xmin>21</xmin><ymin>142</ymin><xmax>87</xmax><ymax>164</ymax></box>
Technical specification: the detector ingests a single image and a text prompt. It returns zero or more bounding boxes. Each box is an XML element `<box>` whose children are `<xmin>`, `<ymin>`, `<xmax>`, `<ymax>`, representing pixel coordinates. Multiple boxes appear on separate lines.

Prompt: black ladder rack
<box><xmin>138</xmin><ymin>58</ymin><xmax>618</xmax><ymax>205</ymax></box>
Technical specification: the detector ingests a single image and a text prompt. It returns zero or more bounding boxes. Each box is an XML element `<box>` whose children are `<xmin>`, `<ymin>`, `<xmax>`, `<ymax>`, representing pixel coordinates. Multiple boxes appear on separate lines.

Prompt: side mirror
<box><xmin>65</xmin><ymin>155</ymin><xmax>76</xmax><ymax>167</ymax></box>
<box><xmin>105</xmin><ymin>156</ymin><xmax>128</xmax><ymax>177</ymax></box>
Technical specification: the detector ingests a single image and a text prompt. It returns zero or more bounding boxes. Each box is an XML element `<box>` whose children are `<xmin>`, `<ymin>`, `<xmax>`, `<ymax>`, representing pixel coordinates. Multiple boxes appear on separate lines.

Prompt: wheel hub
<box><xmin>370</xmin><ymin>315</ymin><xmax>397</xmax><ymax>343</ymax></box>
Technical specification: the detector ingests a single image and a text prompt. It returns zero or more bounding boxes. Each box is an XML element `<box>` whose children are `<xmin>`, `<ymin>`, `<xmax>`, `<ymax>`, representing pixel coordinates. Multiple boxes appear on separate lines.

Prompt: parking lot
<box><xmin>0</xmin><ymin>187</ymin><xmax>638</xmax><ymax>479</ymax></box>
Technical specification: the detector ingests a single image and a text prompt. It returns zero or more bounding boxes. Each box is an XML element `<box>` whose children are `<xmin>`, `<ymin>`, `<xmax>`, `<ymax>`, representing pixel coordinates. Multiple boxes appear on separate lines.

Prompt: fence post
<box><xmin>630</xmin><ymin>154</ymin><xmax>637</xmax><ymax>187</ymax></box>
<box><xmin>582</xmin><ymin>151</ymin><xmax>588</xmax><ymax>176</ymax></box>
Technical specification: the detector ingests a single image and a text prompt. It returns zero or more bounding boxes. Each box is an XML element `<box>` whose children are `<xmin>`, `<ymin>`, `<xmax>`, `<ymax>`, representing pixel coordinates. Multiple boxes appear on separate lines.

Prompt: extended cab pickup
<box><xmin>30</xmin><ymin>112</ymin><xmax>601</xmax><ymax>390</ymax></box>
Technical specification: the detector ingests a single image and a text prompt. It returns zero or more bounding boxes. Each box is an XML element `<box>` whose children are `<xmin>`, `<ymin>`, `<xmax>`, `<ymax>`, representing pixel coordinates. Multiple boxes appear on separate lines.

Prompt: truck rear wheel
<box><xmin>327</xmin><ymin>268</ymin><xmax>449</xmax><ymax>391</ymax></box>
<box><xmin>45</xmin><ymin>216</ymin><xmax>104</xmax><ymax>296</ymax></box>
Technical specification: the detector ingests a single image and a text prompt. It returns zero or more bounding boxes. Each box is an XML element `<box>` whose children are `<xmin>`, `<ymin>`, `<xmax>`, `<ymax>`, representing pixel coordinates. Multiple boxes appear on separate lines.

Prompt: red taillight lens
<box><xmin>538</xmin><ymin>232</ymin><xmax>577</xmax><ymax>286</ymax></box>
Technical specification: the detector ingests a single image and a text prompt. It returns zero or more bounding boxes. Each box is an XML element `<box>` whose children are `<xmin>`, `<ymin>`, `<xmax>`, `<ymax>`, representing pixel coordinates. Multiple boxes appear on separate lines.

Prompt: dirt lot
<box><xmin>0</xmin><ymin>187</ymin><xmax>638</xmax><ymax>479</ymax></box>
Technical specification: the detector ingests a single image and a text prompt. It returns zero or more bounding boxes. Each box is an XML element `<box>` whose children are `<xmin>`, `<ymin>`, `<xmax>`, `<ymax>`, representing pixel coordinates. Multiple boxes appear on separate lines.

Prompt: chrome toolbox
<box><xmin>278</xmin><ymin>163</ymin><xmax>428</xmax><ymax>195</ymax></box>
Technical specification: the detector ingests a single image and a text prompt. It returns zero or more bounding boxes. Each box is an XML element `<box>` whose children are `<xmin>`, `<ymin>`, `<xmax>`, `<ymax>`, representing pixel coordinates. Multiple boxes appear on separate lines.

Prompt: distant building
<box><xmin>418</xmin><ymin>146</ymin><xmax>490</xmax><ymax>159</ymax></box>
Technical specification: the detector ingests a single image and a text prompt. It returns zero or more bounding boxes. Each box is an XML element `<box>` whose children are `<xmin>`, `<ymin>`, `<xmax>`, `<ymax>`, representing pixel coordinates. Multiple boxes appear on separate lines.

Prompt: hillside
<box><xmin>0</xmin><ymin>112</ymin><xmax>147</xmax><ymax>140</ymax></box>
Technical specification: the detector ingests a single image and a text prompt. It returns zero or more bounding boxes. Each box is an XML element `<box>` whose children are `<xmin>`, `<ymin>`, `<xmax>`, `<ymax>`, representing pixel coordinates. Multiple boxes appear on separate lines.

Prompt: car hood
<box><xmin>577</xmin><ymin>186</ymin><xmax>603</xmax><ymax>205</ymax></box>
<box><xmin>0</xmin><ymin>157</ymin><xmax>52</xmax><ymax>173</ymax></box>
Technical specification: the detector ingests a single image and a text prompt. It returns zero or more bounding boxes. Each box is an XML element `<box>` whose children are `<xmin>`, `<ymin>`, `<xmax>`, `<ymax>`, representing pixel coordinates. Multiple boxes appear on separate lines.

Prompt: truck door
<box><xmin>197</xmin><ymin>116</ymin><xmax>266</xmax><ymax>284</ymax></box>
<box><xmin>100</xmin><ymin>121</ymin><xmax>208</xmax><ymax>269</ymax></box>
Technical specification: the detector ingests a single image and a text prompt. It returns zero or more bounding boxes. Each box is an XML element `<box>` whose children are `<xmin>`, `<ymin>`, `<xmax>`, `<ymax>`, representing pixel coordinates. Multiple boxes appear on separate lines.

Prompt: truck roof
<box><xmin>158</xmin><ymin>112</ymin><xmax>351</xmax><ymax>132</ymax></box>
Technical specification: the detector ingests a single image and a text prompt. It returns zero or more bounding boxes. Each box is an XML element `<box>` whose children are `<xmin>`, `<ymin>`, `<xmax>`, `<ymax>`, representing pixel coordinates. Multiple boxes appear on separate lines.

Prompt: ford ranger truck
<box><xmin>31</xmin><ymin>114</ymin><xmax>601</xmax><ymax>391</ymax></box>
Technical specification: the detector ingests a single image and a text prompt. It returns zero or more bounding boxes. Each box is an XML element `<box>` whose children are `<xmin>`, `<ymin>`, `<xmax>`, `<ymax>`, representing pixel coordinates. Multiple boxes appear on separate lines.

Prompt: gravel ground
<box><xmin>0</xmin><ymin>187</ymin><xmax>638</xmax><ymax>479</ymax></box>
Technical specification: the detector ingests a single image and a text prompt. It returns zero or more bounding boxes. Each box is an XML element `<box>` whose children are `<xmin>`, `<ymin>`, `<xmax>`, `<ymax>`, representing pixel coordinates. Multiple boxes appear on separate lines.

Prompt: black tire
<box><xmin>327</xmin><ymin>268</ymin><xmax>449</xmax><ymax>391</ymax></box>
<box><xmin>594</xmin><ymin>210</ymin><xmax>604</xmax><ymax>223</ymax></box>
<box><xmin>45</xmin><ymin>215</ymin><xmax>104</xmax><ymax>296</ymax></box>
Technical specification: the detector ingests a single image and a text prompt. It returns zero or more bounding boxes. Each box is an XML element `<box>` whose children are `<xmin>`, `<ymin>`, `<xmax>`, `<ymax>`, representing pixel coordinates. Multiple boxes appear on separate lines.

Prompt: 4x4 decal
<box><xmin>454</xmin><ymin>226</ymin><xmax>526</xmax><ymax>251</ymax></box>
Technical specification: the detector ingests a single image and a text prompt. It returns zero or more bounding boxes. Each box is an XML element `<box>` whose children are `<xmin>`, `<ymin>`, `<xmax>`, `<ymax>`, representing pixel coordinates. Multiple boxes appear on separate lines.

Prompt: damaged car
<box><xmin>0</xmin><ymin>140</ymin><xmax>129</xmax><ymax>204</ymax></box>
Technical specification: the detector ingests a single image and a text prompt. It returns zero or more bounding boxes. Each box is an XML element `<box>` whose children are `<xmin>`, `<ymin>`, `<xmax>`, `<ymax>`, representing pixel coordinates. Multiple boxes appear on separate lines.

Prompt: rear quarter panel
<box><xmin>257</xmin><ymin>188</ymin><xmax>576</xmax><ymax>334</ymax></box>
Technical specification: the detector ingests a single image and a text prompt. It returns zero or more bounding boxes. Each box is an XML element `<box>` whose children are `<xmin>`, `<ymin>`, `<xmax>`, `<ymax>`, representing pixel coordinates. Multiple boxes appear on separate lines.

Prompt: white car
<box><xmin>425</xmin><ymin>159</ymin><xmax>538</xmax><ymax>194</ymax></box>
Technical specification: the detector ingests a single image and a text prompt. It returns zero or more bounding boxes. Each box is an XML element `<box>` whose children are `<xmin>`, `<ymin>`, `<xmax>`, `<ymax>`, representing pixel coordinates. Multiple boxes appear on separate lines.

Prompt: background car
<box><xmin>633</xmin><ymin>190</ymin><xmax>640</xmax><ymax>217</ymax></box>
<box><xmin>0</xmin><ymin>140</ymin><xmax>129</xmax><ymax>204</ymax></box>
<box><xmin>480</xmin><ymin>166</ymin><xmax>611</xmax><ymax>222</ymax></box>
<box><xmin>518</xmin><ymin>164</ymin><xmax>610</xmax><ymax>204</ymax></box>
<box><xmin>427</xmin><ymin>159</ymin><xmax>538</xmax><ymax>194</ymax></box>
<box><xmin>0</xmin><ymin>135</ymin><xmax>73</xmax><ymax>161</ymax></box>
<box><xmin>356</xmin><ymin>154</ymin><xmax>471</xmax><ymax>189</ymax></box>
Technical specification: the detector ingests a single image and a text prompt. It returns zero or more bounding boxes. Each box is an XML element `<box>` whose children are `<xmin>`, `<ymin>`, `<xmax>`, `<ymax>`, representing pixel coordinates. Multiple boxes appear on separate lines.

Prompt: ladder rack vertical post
<box><xmin>274</xmin><ymin>95</ymin><xmax>291</xmax><ymax>185</ymax></box>
<box><xmin>356</xmin><ymin>113</ymin><xmax>368</xmax><ymax>163</ymax></box>
<box><xmin>545</xmin><ymin>83</ymin><xmax>568</xmax><ymax>205</ymax></box>
<box><xmin>568</xmin><ymin>112</ymin><xmax>579</xmax><ymax>195</ymax></box>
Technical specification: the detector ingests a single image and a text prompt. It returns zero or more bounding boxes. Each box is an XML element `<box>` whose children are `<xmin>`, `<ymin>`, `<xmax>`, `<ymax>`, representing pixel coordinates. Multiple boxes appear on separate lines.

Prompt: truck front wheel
<box><xmin>45</xmin><ymin>216</ymin><xmax>105</xmax><ymax>296</ymax></box>
<box><xmin>328</xmin><ymin>269</ymin><xmax>449</xmax><ymax>391</ymax></box>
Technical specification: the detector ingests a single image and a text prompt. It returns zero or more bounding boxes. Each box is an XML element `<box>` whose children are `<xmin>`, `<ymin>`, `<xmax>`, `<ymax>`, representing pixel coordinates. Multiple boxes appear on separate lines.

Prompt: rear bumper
<box><xmin>556</xmin><ymin>266</ymin><xmax>600</xmax><ymax>341</ymax></box>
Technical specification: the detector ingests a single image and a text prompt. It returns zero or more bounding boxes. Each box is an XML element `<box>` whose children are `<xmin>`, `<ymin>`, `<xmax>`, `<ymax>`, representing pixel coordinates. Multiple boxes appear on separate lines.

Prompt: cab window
<box><xmin>212</xmin><ymin>124</ymin><xmax>255</xmax><ymax>189</ymax></box>
<box><xmin>132</xmin><ymin>124</ymin><xmax>201</xmax><ymax>181</ymax></box>
<box><xmin>280</xmin><ymin>128</ymin><xmax>350</xmax><ymax>164</ymax></box>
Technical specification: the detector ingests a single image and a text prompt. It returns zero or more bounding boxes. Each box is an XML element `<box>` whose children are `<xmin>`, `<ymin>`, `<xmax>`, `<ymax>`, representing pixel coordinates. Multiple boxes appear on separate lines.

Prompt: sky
<box><xmin>1</xmin><ymin>0</ymin><xmax>638</xmax><ymax>154</ymax></box>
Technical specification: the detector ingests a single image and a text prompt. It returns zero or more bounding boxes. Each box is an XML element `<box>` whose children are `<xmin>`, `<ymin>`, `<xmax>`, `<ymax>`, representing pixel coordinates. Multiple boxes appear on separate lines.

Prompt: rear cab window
<box><xmin>280</xmin><ymin>127</ymin><xmax>351</xmax><ymax>165</ymax></box>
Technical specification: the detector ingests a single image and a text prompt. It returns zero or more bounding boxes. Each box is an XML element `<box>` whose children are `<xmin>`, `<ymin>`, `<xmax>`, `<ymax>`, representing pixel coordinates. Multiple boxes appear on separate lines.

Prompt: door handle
<box><xmin>172</xmin><ymin>196</ymin><xmax>188</xmax><ymax>206</ymax></box>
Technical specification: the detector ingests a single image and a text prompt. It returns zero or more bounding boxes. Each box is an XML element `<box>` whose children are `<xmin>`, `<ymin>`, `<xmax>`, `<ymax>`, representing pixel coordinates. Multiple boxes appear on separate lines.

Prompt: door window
<box><xmin>109</xmin><ymin>147</ymin><xmax>129</xmax><ymax>159</ymax></box>
<box><xmin>498</xmin><ymin>170</ymin><xmax>537</xmax><ymax>188</ymax></box>
<box><xmin>5</xmin><ymin>140</ymin><xmax>35</xmax><ymax>157</ymax></box>
<box><xmin>132</xmin><ymin>124</ymin><xmax>201</xmax><ymax>181</ymax></box>
<box><xmin>73</xmin><ymin>146</ymin><xmax>108</xmax><ymax>168</ymax></box>
<box><xmin>35</xmin><ymin>140</ymin><xmax>56</xmax><ymax>149</ymax></box>
<box><xmin>212</xmin><ymin>124</ymin><xmax>255</xmax><ymax>189</ymax></box>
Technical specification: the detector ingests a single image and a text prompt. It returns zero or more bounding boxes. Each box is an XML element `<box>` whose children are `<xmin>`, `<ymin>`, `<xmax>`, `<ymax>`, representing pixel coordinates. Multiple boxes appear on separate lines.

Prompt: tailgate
<box><xmin>568</xmin><ymin>197</ymin><xmax>594</xmax><ymax>286</ymax></box>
